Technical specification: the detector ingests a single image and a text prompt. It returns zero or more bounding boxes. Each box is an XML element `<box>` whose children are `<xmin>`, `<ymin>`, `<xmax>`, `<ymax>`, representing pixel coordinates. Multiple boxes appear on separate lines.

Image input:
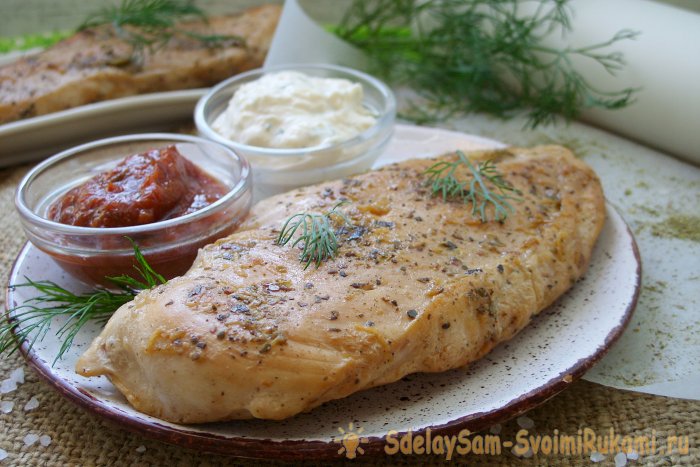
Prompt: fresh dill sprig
<box><xmin>424</xmin><ymin>151</ymin><xmax>522</xmax><ymax>222</ymax></box>
<box><xmin>336</xmin><ymin>0</ymin><xmax>639</xmax><ymax>128</ymax></box>
<box><xmin>1</xmin><ymin>241</ymin><xmax>165</xmax><ymax>364</ymax></box>
<box><xmin>79</xmin><ymin>0</ymin><xmax>243</xmax><ymax>64</ymax></box>
<box><xmin>276</xmin><ymin>201</ymin><xmax>352</xmax><ymax>269</ymax></box>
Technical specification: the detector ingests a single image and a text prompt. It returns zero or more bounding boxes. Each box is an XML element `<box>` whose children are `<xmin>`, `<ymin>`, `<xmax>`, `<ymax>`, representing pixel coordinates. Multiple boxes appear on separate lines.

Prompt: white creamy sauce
<box><xmin>212</xmin><ymin>71</ymin><xmax>377</xmax><ymax>148</ymax></box>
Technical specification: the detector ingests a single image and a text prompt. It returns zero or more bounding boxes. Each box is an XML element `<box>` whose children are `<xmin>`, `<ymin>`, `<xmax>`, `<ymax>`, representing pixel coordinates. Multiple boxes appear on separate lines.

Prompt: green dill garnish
<box><xmin>276</xmin><ymin>201</ymin><xmax>352</xmax><ymax>269</ymax></box>
<box><xmin>79</xmin><ymin>0</ymin><xmax>244</xmax><ymax>64</ymax></box>
<box><xmin>335</xmin><ymin>0</ymin><xmax>639</xmax><ymax>128</ymax></box>
<box><xmin>1</xmin><ymin>241</ymin><xmax>165</xmax><ymax>364</ymax></box>
<box><xmin>424</xmin><ymin>151</ymin><xmax>522</xmax><ymax>222</ymax></box>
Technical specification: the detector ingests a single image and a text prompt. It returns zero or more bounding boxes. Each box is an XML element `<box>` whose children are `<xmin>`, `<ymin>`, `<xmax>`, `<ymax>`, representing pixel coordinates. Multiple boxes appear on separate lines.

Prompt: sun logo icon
<box><xmin>334</xmin><ymin>422</ymin><xmax>369</xmax><ymax>459</ymax></box>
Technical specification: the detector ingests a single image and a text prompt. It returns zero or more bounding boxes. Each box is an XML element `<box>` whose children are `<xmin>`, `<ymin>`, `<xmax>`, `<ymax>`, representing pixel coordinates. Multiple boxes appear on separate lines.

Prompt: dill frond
<box><xmin>424</xmin><ymin>151</ymin><xmax>522</xmax><ymax>222</ymax></box>
<box><xmin>276</xmin><ymin>201</ymin><xmax>352</xmax><ymax>269</ymax></box>
<box><xmin>1</xmin><ymin>241</ymin><xmax>165</xmax><ymax>364</ymax></box>
<box><xmin>336</xmin><ymin>0</ymin><xmax>639</xmax><ymax>128</ymax></box>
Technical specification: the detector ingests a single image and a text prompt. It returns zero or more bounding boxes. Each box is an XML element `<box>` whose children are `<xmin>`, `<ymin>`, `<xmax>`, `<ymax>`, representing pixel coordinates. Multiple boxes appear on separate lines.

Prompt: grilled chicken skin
<box><xmin>76</xmin><ymin>146</ymin><xmax>605</xmax><ymax>423</ymax></box>
<box><xmin>0</xmin><ymin>5</ymin><xmax>281</xmax><ymax>124</ymax></box>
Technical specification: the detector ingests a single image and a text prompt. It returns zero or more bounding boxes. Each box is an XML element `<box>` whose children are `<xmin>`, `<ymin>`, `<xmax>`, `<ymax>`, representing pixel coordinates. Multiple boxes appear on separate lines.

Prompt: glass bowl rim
<box><xmin>15</xmin><ymin>132</ymin><xmax>252</xmax><ymax>237</ymax></box>
<box><xmin>194</xmin><ymin>63</ymin><xmax>396</xmax><ymax>158</ymax></box>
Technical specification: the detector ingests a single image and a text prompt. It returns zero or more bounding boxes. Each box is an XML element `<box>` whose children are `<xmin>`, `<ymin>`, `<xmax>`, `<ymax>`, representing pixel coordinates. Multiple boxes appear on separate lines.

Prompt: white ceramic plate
<box><xmin>0</xmin><ymin>89</ymin><xmax>206</xmax><ymax>168</ymax></box>
<box><xmin>5</xmin><ymin>125</ymin><xmax>640</xmax><ymax>459</ymax></box>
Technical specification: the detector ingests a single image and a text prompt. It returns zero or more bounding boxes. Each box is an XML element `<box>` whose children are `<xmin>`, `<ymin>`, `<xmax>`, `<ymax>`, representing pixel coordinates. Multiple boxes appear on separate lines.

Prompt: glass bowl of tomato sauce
<box><xmin>15</xmin><ymin>133</ymin><xmax>252</xmax><ymax>286</ymax></box>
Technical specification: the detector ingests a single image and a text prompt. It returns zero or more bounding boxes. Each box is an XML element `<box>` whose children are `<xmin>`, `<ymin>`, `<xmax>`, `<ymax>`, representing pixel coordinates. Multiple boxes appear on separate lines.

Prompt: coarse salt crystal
<box><xmin>24</xmin><ymin>396</ymin><xmax>39</xmax><ymax>411</ymax></box>
<box><xmin>1</xmin><ymin>401</ymin><xmax>13</xmax><ymax>414</ymax></box>
<box><xmin>591</xmin><ymin>451</ymin><xmax>606</xmax><ymax>462</ymax></box>
<box><xmin>0</xmin><ymin>379</ymin><xmax>17</xmax><ymax>394</ymax></box>
<box><xmin>489</xmin><ymin>424</ymin><xmax>502</xmax><ymax>434</ymax></box>
<box><xmin>626</xmin><ymin>450</ymin><xmax>639</xmax><ymax>460</ymax></box>
<box><xmin>39</xmin><ymin>435</ymin><xmax>51</xmax><ymax>447</ymax></box>
<box><xmin>0</xmin><ymin>448</ymin><xmax>8</xmax><ymax>461</ymax></box>
<box><xmin>615</xmin><ymin>452</ymin><xmax>627</xmax><ymax>466</ymax></box>
<box><xmin>516</xmin><ymin>415</ymin><xmax>535</xmax><ymax>429</ymax></box>
<box><xmin>135</xmin><ymin>445</ymin><xmax>146</xmax><ymax>453</ymax></box>
<box><xmin>23</xmin><ymin>434</ymin><xmax>39</xmax><ymax>446</ymax></box>
<box><xmin>10</xmin><ymin>367</ymin><xmax>24</xmax><ymax>385</ymax></box>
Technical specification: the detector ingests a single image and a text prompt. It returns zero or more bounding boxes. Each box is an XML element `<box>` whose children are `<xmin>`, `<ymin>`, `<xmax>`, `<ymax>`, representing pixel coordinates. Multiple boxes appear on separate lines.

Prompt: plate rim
<box><xmin>4</xmin><ymin>155</ymin><xmax>641</xmax><ymax>461</ymax></box>
<box><xmin>0</xmin><ymin>89</ymin><xmax>208</xmax><ymax>137</ymax></box>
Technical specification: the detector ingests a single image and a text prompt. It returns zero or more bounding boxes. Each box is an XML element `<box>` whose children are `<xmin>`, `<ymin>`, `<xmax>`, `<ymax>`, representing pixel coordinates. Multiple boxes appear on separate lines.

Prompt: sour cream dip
<box><xmin>212</xmin><ymin>71</ymin><xmax>378</xmax><ymax>149</ymax></box>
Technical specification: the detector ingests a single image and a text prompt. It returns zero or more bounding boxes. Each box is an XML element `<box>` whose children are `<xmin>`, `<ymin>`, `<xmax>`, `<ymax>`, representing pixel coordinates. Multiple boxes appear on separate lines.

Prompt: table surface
<box><xmin>0</xmin><ymin>113</ymin><xmax>699</xmax><ymax>465</ymax></box>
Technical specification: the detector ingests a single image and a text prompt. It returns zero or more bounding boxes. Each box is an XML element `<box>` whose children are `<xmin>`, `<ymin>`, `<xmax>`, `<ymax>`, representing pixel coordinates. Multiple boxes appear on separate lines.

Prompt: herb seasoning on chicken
<box><xmin>77</xmin><ymin>146</ymin><xmax>605</xmax><ymax>423</ymax></box>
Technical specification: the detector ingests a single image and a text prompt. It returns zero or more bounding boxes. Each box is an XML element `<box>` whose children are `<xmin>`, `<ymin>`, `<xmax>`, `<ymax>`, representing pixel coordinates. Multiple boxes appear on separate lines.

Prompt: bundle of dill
<box><xmin>336</xmin><ymin>0</ymin><xmax>638</xmax><ymax>127</ymax></box>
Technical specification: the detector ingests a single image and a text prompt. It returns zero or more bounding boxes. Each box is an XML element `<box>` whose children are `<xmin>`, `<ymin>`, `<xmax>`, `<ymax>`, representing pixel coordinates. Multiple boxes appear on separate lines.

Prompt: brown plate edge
<box><xmin>4</xmin><ymin>205</ymin><xmax>642</xmax><ymax>460</ymax></box>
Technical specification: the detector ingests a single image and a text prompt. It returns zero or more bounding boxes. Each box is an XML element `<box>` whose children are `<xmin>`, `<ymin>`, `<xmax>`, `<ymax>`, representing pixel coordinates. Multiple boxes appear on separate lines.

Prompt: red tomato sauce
<box><xmin>48</xmin><ymin>145</ymin><xmax>228</xmax><ymax>227</ymax></box>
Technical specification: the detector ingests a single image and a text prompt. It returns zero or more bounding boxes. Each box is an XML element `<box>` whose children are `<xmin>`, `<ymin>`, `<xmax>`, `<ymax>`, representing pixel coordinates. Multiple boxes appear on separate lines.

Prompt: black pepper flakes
<box><xmin>232</xmin><ymin>304</ymin><xmax>250</xmax><ymax>313</ymax></box>
<box><xmin>442</xmin><ymin>323</ymin><xmax>451</xmax><ymax>329</ymax></box>
<box><xmin>464</xmin><ymin>268</ymin><xmax>483</xmax><ymax>275</ymax></box>
<box><xmin>441</xmin><ymin>240</ymin><xmax>458</xmax><ymax>250</ymax></box>
<box><xmin>188</xmin><ymin>285</ymin><xmax>203</xmax><ymax>297</ymax></box>
<box><xmin>374</xmin><ymin>220</ymin><xmax>395</xmax><ymax>229</ymax></box>
<box><xmin>497</xmin><ymin>264</ymin><xmax>504</xmax><ymax>273</ymax></box>
<box><xmin>407</xmin><ymin>309</ymin><xmax>418</xmax><ymax>319</ymax></box>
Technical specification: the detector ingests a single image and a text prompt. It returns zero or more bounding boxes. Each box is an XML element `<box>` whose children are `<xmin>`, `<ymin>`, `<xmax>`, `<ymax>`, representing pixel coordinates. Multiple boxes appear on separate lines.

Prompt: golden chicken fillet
<box><xmin>0</xmin><ymin>5</ymin><xmax>281</xmax><ymax>124</ymax></box>
<box><xmin>77</xmin><ymin>146</ymin><xmax>605</xmax><ymax>423</ymax></box>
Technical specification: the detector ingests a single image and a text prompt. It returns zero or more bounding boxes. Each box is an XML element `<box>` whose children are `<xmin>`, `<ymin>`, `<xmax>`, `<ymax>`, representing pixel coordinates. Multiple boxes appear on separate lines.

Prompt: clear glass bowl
<box><xmin>15</xmin><ymin>133</ymin><xmax>252</xmax><ymax>285</ymax></box>
<box><xmin>194</xmin><ymin>63</ymin><xmax>396</xmax><ymax>200</ymax></box>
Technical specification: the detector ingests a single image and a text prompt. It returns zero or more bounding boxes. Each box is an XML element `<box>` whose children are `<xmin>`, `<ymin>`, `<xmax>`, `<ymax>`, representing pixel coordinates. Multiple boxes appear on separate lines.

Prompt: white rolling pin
<box><xmin>268</xmin><ymin>0</ymin><xmax>700</xmax><ymax>164</ymax></box>
<box><xmin>542</xmin><ymin>0</ymin><xmax>700</xmax><ymax>164</ymax></box>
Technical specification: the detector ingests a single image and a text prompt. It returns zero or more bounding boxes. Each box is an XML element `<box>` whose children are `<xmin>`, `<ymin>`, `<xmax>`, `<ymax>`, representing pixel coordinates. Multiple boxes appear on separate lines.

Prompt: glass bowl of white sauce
<box><xmin>195</xmin><ymin>64</ymin><xmax>396</xmax><ymax>199</ymax></box>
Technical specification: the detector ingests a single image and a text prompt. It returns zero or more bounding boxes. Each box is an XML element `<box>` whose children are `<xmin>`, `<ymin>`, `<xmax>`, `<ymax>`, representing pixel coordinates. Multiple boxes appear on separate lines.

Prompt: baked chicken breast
<box><xmin>0</xmin><ymin>5</ymin><xmax>281</xmax><ymax>124</ymax></box>
<box><xmin>76</xmin><ymin>146</ymin><xmax>605</xmax><ymax>423</ymax></box>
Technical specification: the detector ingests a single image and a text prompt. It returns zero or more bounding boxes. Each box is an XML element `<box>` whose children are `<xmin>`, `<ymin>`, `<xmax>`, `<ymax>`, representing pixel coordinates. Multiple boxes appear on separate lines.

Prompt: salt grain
<box><xmin>10</xmin><ymin>367</ymin><xmax>24</xmax><ymax>385</ymax></box>
<box><xmin>516</xmin><ymin>415</ymin><xmax>535</xmax><ymax>429</ymax></box>
<box><xmin>23</xmin><ymin>434</ymin><xmax>39</xmax><ymax>446</ymax></box>
<box><xmin>136</xmin><ymin>445</ymin><xmax>146</xmax><ymax>453</ymax></box>
<box><xmin>39</xmin><ymin>435</ymin><xmax>52</xmax><ymax>447</ymax></box>
<box><xmin>489</xmin><ymin>424</ymin><xmax>502</xmax><ymax>434</ymax></box>
<box><xmin>590</xmin><ymin>451</ymin><xmax>606</xmax><ymax>462</ymax></box>
<box><xmin>626</xmin><ymin>450</ymin><xmax>639</xmax><ymax>460</ymax></box>
<box><xmin>0</xmin><ymin>379</ymin><xmax>17</xmax><ymax>394</ymax></box>
<box><xmin>615</xmin><ymin>452</ymin><xmax>627</xmax><ymax>466</ymax></box>
<box><xmin>1</xmin><ymin>401</ymin><xmax>13</xmax><ymax>414</ymax></box>
<box><xmin>0</xmin><ymin>448</ymin><xmax>8</xmax><ymax>461</ymax></box>
<box><xmin>24</xmin><ymin>397</ymin><xmax>39</xmax><ymax>411</ymax></box>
